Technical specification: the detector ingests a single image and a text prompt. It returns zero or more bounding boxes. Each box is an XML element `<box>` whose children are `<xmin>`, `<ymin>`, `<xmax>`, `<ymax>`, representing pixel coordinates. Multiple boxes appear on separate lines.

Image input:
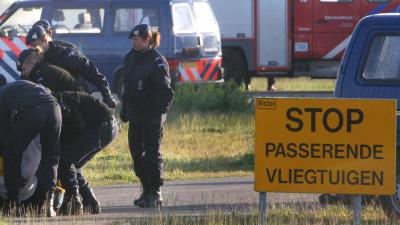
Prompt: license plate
<box><xmin>182</xmin><ymin>61</ymin><xmax>198</xmax><ymax>69</ymax></box>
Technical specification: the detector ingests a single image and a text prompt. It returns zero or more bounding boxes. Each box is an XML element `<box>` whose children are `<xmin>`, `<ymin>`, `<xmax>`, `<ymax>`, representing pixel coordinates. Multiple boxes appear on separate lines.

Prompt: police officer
<box><xmin>120</xmin><ymin>24</ymin><xmax>174</xmax><ymax>208</ymax></box>
<box><xmin>25</xmin><ymin>25</ymin><xmax>117</xmax><ymax>108</ymax></box>
<box><xmin>0</xmin><ymin>77</ymin><xmax>62</xmax><ymax>217</ymax></box>
<box><xmin>53</xmin><ymin>91</ymin><xmax>118</xmax><ymax>215</ymax></box>
<box><xmin>32</xmin><ymin>19</ymin><xmax>80</xmax><ymax>51</ymax></box>
<box><xmin>17</xmin><ymin>47</ymin><xmax>82</xmax><ymax>92</ymax></box>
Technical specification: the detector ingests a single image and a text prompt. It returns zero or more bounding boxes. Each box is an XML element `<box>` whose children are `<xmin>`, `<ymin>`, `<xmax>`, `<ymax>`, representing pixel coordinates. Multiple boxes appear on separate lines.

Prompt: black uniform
<box><xmin>24</xmin><ymin>62</ymin><xmax>82</xmax><ymax>92</ymax></box>
<box><xmin>121</xmin><ymin>47</ymin><xmax>173</xmax><ymax>190</ymax></box>
<box><xmin>54</xmin><ymin>91</ymin><xmax>116</xmax><ymax>190</ymax></box>
<box><xmin>43</xmin><ymin>41</ymin><xmax>113</xmax><ymax>99</ymax></box>
<box><xmin>0</xmin><ymin>81</ymin><xmax>62</xmax><ymax>202</ymax></box>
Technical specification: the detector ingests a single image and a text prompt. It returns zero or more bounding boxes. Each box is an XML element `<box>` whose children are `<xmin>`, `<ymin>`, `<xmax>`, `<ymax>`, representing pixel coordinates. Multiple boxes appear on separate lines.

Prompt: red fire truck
<box><xmin>208</xmin><ymin>0</ymin><xmax>400</xmax><ymax>88</ymax></box>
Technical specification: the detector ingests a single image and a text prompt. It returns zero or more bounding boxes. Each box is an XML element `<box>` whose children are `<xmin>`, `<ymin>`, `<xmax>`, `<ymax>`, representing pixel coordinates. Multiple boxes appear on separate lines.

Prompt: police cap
<box><xmin>26</xmin><ymin>25</ymin><xmax>46</xmax><ymax>45</ymax></box>
<box><xmin>33</xmin><ymin>19</ymin><xmax>51</xmax><ymax>31</ymax></box>
<box><xmin>128</xmin><ymin>24</ymin><xmax>151</xmax><ymax>39</ymax></box>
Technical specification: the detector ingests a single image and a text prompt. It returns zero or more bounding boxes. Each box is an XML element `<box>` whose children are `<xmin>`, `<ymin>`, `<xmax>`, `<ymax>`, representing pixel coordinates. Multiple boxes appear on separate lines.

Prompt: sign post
<box><xmin>255</xmin><ymin>98</ymin><xmax>396</xmax><ymax>225</ymax></box>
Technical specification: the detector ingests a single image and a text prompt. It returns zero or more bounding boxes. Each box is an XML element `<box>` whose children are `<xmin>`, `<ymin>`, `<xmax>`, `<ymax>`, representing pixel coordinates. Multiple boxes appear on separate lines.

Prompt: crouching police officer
<box><xmin>120</xmin><ymin>24</ymin><xmax>174</xmax><ymax>208</ymax></box>
<box><xmin>17</xmin><ymin>47</ymin><xmax>82</xmax><ymax>92</ymax></box>
<box><xmin>25</xmin><ymin>25</ymin><xmax>117</xmax><ymax>108</ymax></box>
<box><xmin>0</xmin><ymin>77</ymin><xmax>62</xmax><ymax>217</ymax></box>
<box><xmin>53</xmin><ymin>91</ymin><xmax>118</xmax><ymax>215</ymax></box>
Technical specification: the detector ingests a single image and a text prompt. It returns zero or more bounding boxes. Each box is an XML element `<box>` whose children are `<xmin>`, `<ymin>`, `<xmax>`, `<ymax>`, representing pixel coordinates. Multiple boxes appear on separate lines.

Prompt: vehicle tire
<box><xmin>222</xmin><ymin>48</ymin><xmax>247</xmax><ymax>85</ymax></box>
<box><xmin>379</xmin><ymin>152</ymin><xmax>400</xmax><ymax>220</ymax></box>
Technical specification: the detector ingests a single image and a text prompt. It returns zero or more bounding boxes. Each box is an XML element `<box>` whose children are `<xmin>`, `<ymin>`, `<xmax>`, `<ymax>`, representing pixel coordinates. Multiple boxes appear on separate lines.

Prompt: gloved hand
<box><xmin>2</xmin><ymin>195</ymin><xmax>23</xmax><ymax>217</ymax></box>
<box><xmin>103</xmin><ymin>95</ymin><xmax>117</xmax><ymax>108</ymax></box>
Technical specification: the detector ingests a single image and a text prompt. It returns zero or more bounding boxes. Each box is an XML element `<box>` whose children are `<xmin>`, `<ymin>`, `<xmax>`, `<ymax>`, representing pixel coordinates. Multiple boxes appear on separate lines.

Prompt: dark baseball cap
<box><xmin>33</xmin><ymin>19</ymin><xmax>51</xmax><ymax>31</ymax></box>
<box><xmin>26</xmin><ymin>25</ymin><xmax>46</xmax><ymax>45</ymax></box>
<box><xmin>128</xmin><ymin>24</ymin><xmax>151</xmax><ymax>39</ymax></box>
<box><xmin>16</xmin><ymin>48</ymin><xmax>36</xmax><ymax>71</ymax></box>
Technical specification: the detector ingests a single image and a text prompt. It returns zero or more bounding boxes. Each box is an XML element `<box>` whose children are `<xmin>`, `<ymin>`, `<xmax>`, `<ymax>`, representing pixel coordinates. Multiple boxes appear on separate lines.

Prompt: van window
<box><xmin>51</xmin><ymin>8</ymin><xmax>104</xmax><ymax>34</ymax></box>
<box><xmin>363</xmin><ymin>36</ymin><xmax>400</xmax><ymax>80</ymax></box>
<box><xmin>171</xmin><ymin>3</ymin><xmax>196</xmax><ymax>34</ymax></box>
<box><xmin>193</xmin><ymin>2</ymin><xmax>219</xmax><ymax>33</ymax></box>
<box><xmin>114</xmin><ymin>8</ymin><xmax>159</xmax><ymax>32</ymax></box>
<box><xmin>0</xmin><ymin>7</ymin><xmax>42</xmax><ymax>36</ymax></box>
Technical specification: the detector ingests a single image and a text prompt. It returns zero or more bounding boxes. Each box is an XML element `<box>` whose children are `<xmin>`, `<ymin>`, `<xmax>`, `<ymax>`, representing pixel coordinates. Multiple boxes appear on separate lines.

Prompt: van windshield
<box><xmin>171</xmin><ymin>3</ymin><xmax>196</xmax><ymax>34</ymax></box>
<box><xmin>0</xmin><ymin>7</ymin><xmax>42</xmax><ymax>36</ymax></box>
<box><xmin>193</xmin><ymin>2</ymin><xmax>219</xmax><ymax>34</ymax></box>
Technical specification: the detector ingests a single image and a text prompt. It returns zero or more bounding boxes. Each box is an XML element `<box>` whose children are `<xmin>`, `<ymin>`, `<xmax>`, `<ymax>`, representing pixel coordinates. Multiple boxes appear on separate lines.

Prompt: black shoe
<box><xmin>134</xmin><ymin>187</ymin><xmax>148</xmax><ymax>206</ymax></box>
<box><xmin>58</xmin><ymin>189</ymin><xmax>83</xmax><ymax>216</ymax></box>
<box><xmin>80</xmin><ymin>185</ymin><xmax>101</xmax><ymax>214</ymax></box>
<box><xmin>137</xmin><ymin>189</ymin><xmax>162</xmax><ymax>208</ymax></box>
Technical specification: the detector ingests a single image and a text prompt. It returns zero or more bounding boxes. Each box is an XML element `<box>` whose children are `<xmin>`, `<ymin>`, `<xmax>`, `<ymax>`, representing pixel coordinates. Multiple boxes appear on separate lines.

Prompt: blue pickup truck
<box><xmin>335</xmin><ymin>13</ymin><xmax>400</xmax><ymax>219</ymax></box>
<box><xmin>0</xmin><ymin>0</ymin><xmax>222</xmax><ymax>95</ymax></box>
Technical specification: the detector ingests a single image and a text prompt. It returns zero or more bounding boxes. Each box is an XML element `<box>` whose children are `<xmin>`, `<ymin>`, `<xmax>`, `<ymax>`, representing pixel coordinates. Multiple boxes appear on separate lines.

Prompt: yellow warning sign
<box><xmin>255</xmin><ymin>98</ymin><xmax>396</xmax><ymax>195</ymax></box>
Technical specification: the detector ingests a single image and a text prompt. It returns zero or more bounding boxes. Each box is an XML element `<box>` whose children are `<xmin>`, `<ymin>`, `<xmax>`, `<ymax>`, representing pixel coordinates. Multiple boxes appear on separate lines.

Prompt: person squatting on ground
<box><xmin>0</xmin><ymin>77</ymin><xmax>62</xmax><ymax>217</ymax></box>
<box><xmin>120</xmin><ymin>24</ymin><xmax>174</xmax><ymax>208</ymax></box>
<box><xmin>53</xmin><ymin>91</ymin><xmax>118</xmax><ymax>215</ymax></box>
<box><xmin>25</xmin><ymin>25</ymin><xmax>117</xmax><ymax>108</ymax></box>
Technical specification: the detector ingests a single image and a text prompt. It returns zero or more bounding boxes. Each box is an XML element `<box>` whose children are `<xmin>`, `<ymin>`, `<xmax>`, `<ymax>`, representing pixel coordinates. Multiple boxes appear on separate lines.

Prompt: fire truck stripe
<box><xmin>0</xmin><ymin>60</ymin><xmax>19</xmax><ymax>81</ymax></box>
<box><xmin>179</xmin><ymin>66</ymin><xmax>190</xmax><ymax>81</ymax></box>
<box><xmin>185</xmin><ymin>69</ymin><xmax>196</xmax><ymax>81</ymax></box>
<box><xmin>2</xmin><ymin>38</ymin><xmax>22</xmax><ymax>56</ymax></box>
<box><xmin>13</xmin><ymin>38</ymin><xmax>28</xmax><ymax>52</ymax></box>
<box><xmin>190</xmin><ymin>68</ymin><xmax>201</xmax><ymax>80</ymax></box>
<box><xmin>211</xmin><ymin>67</ymin><xmax>220</xmax><ymax>80</ymax></box>
<box><xmin>322</xmin><ymin>36</ymin><xmax>351</xmax><ymax>60</ymax></box>
<box><xmin>203</xmin><ymin>60</ymin><xmax>218</xmax><ymax>80</ymax></box>
<box><xmin>368</xmin><ymin>3</ymin><xmax>388</xmax><ymax>15</ymax></box>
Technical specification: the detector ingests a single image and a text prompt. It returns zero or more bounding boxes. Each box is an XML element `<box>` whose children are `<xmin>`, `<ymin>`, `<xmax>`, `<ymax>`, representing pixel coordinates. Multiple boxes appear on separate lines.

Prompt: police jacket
<box><xmin>0</xmin><ymin>81</ymin><xmax>57</xmax><ymax>198</ymax></box>
<box><xmin>24</xmin><ymin>62</ymin><xmax>82</xmax><ymax>92</ymax></box>
<box><xmin>122</xmin><ymin>47</ymin><xmax>174</xmax><ymax>124</ymax></box>
<box><xmin>43</xmin><ymin>41</ymin><xmax>112</xmax><ymax>97</ymax></box>
<box><xmin>53</xmin><ymin>91</ymin><xmax>115</xmax><ymax>144</ymax></box>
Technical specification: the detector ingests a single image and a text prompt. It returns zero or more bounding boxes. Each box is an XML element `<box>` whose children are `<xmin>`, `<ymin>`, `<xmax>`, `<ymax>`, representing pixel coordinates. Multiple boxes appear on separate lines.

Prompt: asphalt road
<box><xmin>11</xmin><ymin>176</ymin><xmax>320</xmax><ymax>224</ymax></box>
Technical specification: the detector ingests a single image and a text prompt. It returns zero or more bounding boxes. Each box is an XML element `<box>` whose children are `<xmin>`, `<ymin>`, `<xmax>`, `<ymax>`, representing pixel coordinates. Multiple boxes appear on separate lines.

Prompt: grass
<box><xmin>83</xmin><ymin>77</ymin><xmax>336</xmax><ymax>185</ymax></box>
<box><xmin>248</xmin><ymin>77</ymin><xmax>336</xmax><ymax>91</ymax></box>
<box><xmin>107</xmin><ymin>204</ymin><xmax>398</xmax><ymax>225</ymax></box>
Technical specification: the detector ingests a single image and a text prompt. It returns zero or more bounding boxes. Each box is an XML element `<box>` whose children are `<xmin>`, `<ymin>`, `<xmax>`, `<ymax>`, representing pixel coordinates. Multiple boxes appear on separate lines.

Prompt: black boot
<box><xmin>133</xmin><ymin>186</ymin><xmax>148</xmax><ymax>206</ymax></box>
<box><xmin>58</xmin><ymin>189</ymin><xmax>83</xmax><ymax>216</ymax></box>
<box><xmin>137</xmin><ymin>188</ymin><xmax>162</xmax><ymax>208</ymax></box>
<box><xmin>44</xmin><ymin>190</ymin><xmax>57</xmax><ymax>217</ymax></box>
<box><xmin>79</xmin><ymin>185</ymin><xmax>101</xmax><ymax>214</ymax></box>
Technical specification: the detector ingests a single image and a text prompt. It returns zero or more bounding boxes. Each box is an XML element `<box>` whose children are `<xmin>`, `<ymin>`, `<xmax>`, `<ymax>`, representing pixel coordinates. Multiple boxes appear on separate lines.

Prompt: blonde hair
<box><xmin>25</xmin><ymin>46</ymin><xmax>44</xmax><ymax>65</ymax></box>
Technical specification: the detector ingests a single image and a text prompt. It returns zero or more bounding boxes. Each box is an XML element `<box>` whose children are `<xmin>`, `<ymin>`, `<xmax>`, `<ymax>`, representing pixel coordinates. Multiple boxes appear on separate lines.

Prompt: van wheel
<box><xmin>222</xmin><ymin>48</ymin><xmax>247</xmax><ymax>85</ymax></box>
<box><xmin>115</xmin><ymin>75</ymin><xmax>125</xmax><ymax>100</ymax></box>
<box><xmin>379</xmin><ymin>173</ymin><xmax>400</xmax><ymax>220</ymax></box>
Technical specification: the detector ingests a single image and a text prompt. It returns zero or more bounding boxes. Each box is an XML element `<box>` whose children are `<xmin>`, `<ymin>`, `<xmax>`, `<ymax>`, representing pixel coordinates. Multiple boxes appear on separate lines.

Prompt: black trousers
<box><xmin>128</xmin><ymin>122</ymin><xmax>164</xmax><ymax>189</ymax></box>
<box><xmin>4</xmin><ymin>101</ymin><xmax>62</xmax><ymax>195</ymax></box>
<box><xmin>58</xmin><ymin>118</ymin><xmax>118</xmax><ymax>191</ymax></box>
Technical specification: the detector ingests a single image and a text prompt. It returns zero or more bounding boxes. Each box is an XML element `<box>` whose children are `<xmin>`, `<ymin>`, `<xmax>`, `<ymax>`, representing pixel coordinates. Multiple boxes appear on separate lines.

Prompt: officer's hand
<box><xmin>103</xmin><ymin>95</ymin><xmax>117</xmax><ymax>108</ymax></box>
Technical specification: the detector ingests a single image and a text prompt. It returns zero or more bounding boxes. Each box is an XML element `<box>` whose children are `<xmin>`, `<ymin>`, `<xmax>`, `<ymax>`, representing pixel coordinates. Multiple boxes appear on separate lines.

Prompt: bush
<box><xmin>171</xmin><ymin>81</ymin><xmax>250</xmax><ymax>112</ymax></box>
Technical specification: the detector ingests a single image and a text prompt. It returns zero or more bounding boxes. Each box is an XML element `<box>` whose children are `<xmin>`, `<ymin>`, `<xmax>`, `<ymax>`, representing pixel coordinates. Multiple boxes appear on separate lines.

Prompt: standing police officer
<box><xmin>25</xmin><ymin>25</ymin><xmax>117</xmax><ymax>108</ymax></box>
<box><xmin>0</xmin><ymin>78</ymin><xmax>62</xmax><ymax>217</ymax></box>
<box><xmin>120</xmin><ymin>24</ymin><xmax>173</xmax><ymax>208</ymax></box>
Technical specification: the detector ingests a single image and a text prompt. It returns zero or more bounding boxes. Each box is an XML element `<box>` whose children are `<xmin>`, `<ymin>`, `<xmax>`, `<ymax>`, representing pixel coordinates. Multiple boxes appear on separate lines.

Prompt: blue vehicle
<box><xmin>0</xmin><ymin>0</ymin><xmax>222</xmax><ymax>95</ymax></box>
<box><xmin>335</xmin><ymin>13</ymin><xmax>400</xmax><ymax>219</ymax></box>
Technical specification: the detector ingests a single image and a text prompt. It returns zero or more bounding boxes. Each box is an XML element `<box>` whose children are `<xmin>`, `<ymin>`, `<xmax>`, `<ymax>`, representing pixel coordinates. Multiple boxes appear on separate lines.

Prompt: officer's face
<box><xmin>132</xmin><ymin>36</ymin><xmax>149</xmax><ymax>52</ymax></box>
<box><xmin>30</xmin><ymin>36</ymin><xmax>50</xmax><ymax>51</ymax></box>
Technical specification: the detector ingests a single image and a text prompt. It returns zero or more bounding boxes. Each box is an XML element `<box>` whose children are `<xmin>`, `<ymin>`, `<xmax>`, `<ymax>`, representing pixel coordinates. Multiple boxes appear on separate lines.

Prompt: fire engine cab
<box><xmin>209</xmin><ymin>0</ymin><xmax>400</xmax><ymax>87</ymax></box>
